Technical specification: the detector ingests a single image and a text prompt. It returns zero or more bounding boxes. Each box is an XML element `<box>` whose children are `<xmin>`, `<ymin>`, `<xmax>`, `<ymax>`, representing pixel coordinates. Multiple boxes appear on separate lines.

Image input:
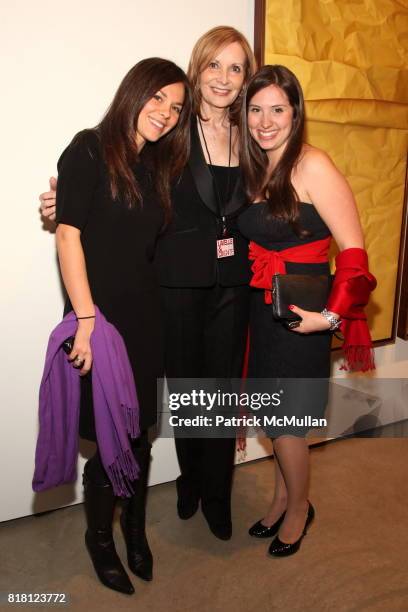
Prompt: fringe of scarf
<box><xmin>107</xmin><ymin>448</ymin><xmax>140</xmax><ymax>497</ymax></box>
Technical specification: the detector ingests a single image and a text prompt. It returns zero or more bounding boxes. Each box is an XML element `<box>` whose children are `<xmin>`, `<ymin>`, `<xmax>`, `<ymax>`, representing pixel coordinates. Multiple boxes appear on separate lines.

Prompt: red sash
<box><xmin>248</xmin><ymin>237</ymin><xmax>331</xmax><ymax>304</ymax></box>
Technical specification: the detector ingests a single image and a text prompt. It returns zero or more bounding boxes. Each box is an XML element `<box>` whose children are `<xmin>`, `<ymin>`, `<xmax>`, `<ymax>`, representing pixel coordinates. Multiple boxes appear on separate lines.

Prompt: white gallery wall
<box><xmin>0</xmin><ymin>0</ymin><xmax>256</xmax><ymax>523</ymax></box>
<box><xmin>1</xmin><ymin>0</ymin><xmax>407</xmax><ymax>523</ymax></box>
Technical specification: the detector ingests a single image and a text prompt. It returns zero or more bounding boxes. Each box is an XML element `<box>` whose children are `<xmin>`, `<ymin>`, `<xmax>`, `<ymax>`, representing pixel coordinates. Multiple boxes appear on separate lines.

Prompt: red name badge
<box><xmin>216</xmin><ymin>237</ymin><xmax>235</xmax><ymax>258</ymax></box>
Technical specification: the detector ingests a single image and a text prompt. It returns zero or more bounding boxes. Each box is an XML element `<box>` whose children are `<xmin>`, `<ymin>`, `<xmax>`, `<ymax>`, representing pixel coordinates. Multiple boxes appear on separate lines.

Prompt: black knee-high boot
<box><xmin>120</xmin><ymin>434</ymin><xmax>153</xmax><ymax>581</ymax></box>
<box><xmin>83</xmin><ymin>462</ymin><xmax>134</xmax><ymax>595</ymax></box>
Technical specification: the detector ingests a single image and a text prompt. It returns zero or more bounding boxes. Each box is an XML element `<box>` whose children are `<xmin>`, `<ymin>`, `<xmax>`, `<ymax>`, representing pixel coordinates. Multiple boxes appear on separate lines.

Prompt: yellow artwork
<box><xmin>261</xmin><ymin>0</ymin><xmax>408</xmax><ymax>342</ymax></box>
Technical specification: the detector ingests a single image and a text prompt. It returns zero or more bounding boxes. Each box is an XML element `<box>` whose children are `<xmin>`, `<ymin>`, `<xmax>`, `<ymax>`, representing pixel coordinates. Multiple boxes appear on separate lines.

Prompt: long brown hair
<box><xmin>240</xmin><ymin>65</ymin><xmax>305</xmax><ymax>228</ymax></box>
<box><xmin>187</xmin><ymin>26</ymin><xmax>256</xmax><ymax>123</ymax></box>
<box><xmin>97</xmin><ymin>58</ymin><xmax>191</xmax><ymax>219</ymax></box>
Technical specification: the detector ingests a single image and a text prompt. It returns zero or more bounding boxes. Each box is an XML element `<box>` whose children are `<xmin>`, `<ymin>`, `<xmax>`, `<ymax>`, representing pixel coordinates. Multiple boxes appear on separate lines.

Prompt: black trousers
<box><xmin>160</xmin><ymin>284</ymin><xmax>250</xmax><ymax>525</ymax></box>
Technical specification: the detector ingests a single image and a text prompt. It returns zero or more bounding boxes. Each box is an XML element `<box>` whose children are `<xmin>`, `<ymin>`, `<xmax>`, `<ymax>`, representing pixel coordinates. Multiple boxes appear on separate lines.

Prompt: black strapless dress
<box><xmin>238</xmin><ymin>202</ymin><xmax>332</xmax><ymax>437</ymax></box>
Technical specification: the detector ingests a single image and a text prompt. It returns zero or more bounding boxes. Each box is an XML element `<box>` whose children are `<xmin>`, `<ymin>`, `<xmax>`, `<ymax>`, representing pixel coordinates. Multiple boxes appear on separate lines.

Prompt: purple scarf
<box><xmin>33</xmin><ymin>307</ymin><xmax>140</xmax><ymax>497</ymax></box>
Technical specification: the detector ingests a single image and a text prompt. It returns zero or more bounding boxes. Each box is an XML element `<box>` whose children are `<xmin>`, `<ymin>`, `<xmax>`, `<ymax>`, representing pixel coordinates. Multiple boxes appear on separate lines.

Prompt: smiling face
<box><xmin>135</xmin><ymin>82</ymin><xmax>185</xmax><ymax>149</ymax></box>
<box><xmin>247</xmin><ymin>84</ymin><xmax>294</xmax><ymax>159</ymax></box>
<box><xmin>198</xmin><ymin>41</ymin><xmax>246</xmax><ymax>111</ymax></box>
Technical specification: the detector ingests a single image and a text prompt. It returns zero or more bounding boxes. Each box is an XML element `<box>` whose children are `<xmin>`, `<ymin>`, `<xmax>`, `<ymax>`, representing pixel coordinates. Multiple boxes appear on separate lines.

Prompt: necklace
<box><xmin>198</xmin><ymin>117</ymin><xmax>233</xmax><ymax>236</ymax></box>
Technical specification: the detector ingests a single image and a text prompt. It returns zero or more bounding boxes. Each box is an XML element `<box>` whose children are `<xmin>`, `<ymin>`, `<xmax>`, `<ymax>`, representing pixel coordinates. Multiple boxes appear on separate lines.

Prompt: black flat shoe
<box><xmin>177</xmin><ymin>497</ymin><xmax>200</xmax><ymax>520</ymax></box>
<box><xmin>176</xmin><ymin>478</ymin><xmax>200</xmax><ymax>520</ymax></box>
<box><xmin>248</xmin><ymin>511</ymin><xmax>286</xmax><ymax>538</ymax></box>
<box><xmin>201</xmin><ymin>504</ymin><xmax>232</xmax><ymax>541</ymax></box>
<box><xmin>207</xmin><ymin>520</ymin><xmax>232</xmax><ymax>541</ymax></box>
<box><xmin>268</xmin><ymin>502</ymin><xmax>315</xmax><ymax>557</ymax></box>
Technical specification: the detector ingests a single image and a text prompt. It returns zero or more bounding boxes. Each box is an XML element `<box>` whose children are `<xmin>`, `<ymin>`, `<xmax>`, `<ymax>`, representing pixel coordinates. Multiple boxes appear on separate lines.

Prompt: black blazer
<box><xmin>155</xmin><ymin>119</ymin><xmax>251</xmax><ymax>288</ymax></box>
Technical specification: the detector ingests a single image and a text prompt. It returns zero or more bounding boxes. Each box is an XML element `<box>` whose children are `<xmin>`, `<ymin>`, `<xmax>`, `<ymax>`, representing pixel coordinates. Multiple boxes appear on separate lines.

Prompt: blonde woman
<box><xmin>157</xmin><ymin>27</ymin><xmax>256</xmax><ymax>541</ymax></box>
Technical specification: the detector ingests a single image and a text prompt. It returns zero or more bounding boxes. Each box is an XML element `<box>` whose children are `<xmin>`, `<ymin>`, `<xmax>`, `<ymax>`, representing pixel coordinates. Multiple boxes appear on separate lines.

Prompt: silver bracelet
<box><xmin>320</xmin><ymin>308</ymin><xmax>342</xmax><ymax>331</ymax></box>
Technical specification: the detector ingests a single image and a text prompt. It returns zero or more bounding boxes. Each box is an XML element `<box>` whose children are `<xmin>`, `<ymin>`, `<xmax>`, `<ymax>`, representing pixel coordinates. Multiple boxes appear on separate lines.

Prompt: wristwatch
<box><xmin>320</xmin><ymin>308</ymin><xmax>342</xmax><ymax>331</ymax></box>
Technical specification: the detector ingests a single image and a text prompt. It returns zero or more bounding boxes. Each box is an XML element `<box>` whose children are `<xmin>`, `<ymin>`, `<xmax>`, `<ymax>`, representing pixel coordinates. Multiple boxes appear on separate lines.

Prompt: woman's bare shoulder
<box><xmin>297</xmin><ymin>144</ymin><xmax>334</xmax><ymax>174</ymax></box>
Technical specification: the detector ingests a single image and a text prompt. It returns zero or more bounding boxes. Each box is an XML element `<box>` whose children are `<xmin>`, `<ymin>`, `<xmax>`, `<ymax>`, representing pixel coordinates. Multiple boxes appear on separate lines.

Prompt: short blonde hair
<box><xmin>188</xmin><ymin>26</ymin><xmax>257</xmax><ymax>121</ymax></box>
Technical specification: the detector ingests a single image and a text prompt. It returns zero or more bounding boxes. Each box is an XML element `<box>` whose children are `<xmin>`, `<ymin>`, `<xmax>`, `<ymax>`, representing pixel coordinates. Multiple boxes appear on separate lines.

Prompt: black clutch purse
<box><xmin>272</xmin><ymin>274</ymin><xmax>333</xmax><ymax>324</ymax></box>
<box><xmin>62</xmin><ymin>336</ymin><xmax>75</xmax><ymax>354</ymax></box>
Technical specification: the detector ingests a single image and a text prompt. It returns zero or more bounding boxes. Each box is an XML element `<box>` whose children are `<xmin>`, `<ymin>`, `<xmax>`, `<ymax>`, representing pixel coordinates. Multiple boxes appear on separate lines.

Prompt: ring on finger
<box><xmin>287</xmin><ymin>320</ymin><xmax>301</xmax><ymax>329</ymax></box>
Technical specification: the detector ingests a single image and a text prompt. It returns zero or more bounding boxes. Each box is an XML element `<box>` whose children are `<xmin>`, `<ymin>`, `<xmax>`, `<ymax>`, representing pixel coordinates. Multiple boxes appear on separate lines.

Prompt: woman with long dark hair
<box><xmin>238</xmin><ymin>65</ymin><xmax>375</xmax><ymax>557</ymax></box>
<box><xmin>51</xmin><ymin>58</ymin><xmax>191</xmax><ymax>594</ymax></box>
<box><xmin>41</xmin><ymin>27</ymin><xmax>257</xmax><ymax>542</ymax></box>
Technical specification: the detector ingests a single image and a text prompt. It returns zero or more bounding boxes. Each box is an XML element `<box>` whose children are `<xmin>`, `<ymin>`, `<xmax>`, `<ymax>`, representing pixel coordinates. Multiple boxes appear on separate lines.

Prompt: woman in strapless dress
<box><xmin>238</xmin><ymin>65</ymin><xmax>367</xmax><ymax>557</ymax></box>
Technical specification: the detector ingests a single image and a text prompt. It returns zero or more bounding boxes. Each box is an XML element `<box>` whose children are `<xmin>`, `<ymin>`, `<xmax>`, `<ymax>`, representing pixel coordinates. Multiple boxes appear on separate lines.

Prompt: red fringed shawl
<box><xmin>327</xmin><ymin>248</ymin><xmax>376</xmax><ymax>372</ymax></box>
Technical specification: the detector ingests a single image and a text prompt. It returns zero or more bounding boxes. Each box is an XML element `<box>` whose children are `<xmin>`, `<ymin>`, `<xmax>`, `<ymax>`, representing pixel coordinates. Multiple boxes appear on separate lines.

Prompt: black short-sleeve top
<box><xmin>56</xmin><ymin>129</ymin><xmax>164</xmax><ymax>308</ymax></box>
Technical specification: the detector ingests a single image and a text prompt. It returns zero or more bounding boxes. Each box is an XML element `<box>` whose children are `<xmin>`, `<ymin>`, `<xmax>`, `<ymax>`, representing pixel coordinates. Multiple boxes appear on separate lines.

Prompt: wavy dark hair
<box><xmin>240</xmin><ymin>65</ymin><xmax>305</xmax><ymax>229</ymax></box>
<box><xmin>96</xmin><ymin>58</ymin><xmax>191</xmax><ymax>220</ymax></box>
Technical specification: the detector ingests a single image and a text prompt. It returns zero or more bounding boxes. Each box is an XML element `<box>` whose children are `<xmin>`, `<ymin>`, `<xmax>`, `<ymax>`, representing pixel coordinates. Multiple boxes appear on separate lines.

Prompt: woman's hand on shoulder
<box><xmin>287</xmin><ymin>304</ymin><xmax>331</xmax><ymax>334</ymax></box>
<box><xmin>39</xmin><ymin>176</ymin><xmax>57</xmax><ymax>221</ymax></box>
<box><xmin>297</xmin><ymin>146</ymin><xmax>364</xmax><ymax>251</ymax></box>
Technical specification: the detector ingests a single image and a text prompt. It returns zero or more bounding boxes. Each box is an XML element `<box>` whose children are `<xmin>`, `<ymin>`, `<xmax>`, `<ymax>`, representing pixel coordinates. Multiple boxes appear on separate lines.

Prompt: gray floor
<box><xmin>1</xmin><ymin>438</ymin><xmax>408</xmax><ymax>611</ymax></box>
